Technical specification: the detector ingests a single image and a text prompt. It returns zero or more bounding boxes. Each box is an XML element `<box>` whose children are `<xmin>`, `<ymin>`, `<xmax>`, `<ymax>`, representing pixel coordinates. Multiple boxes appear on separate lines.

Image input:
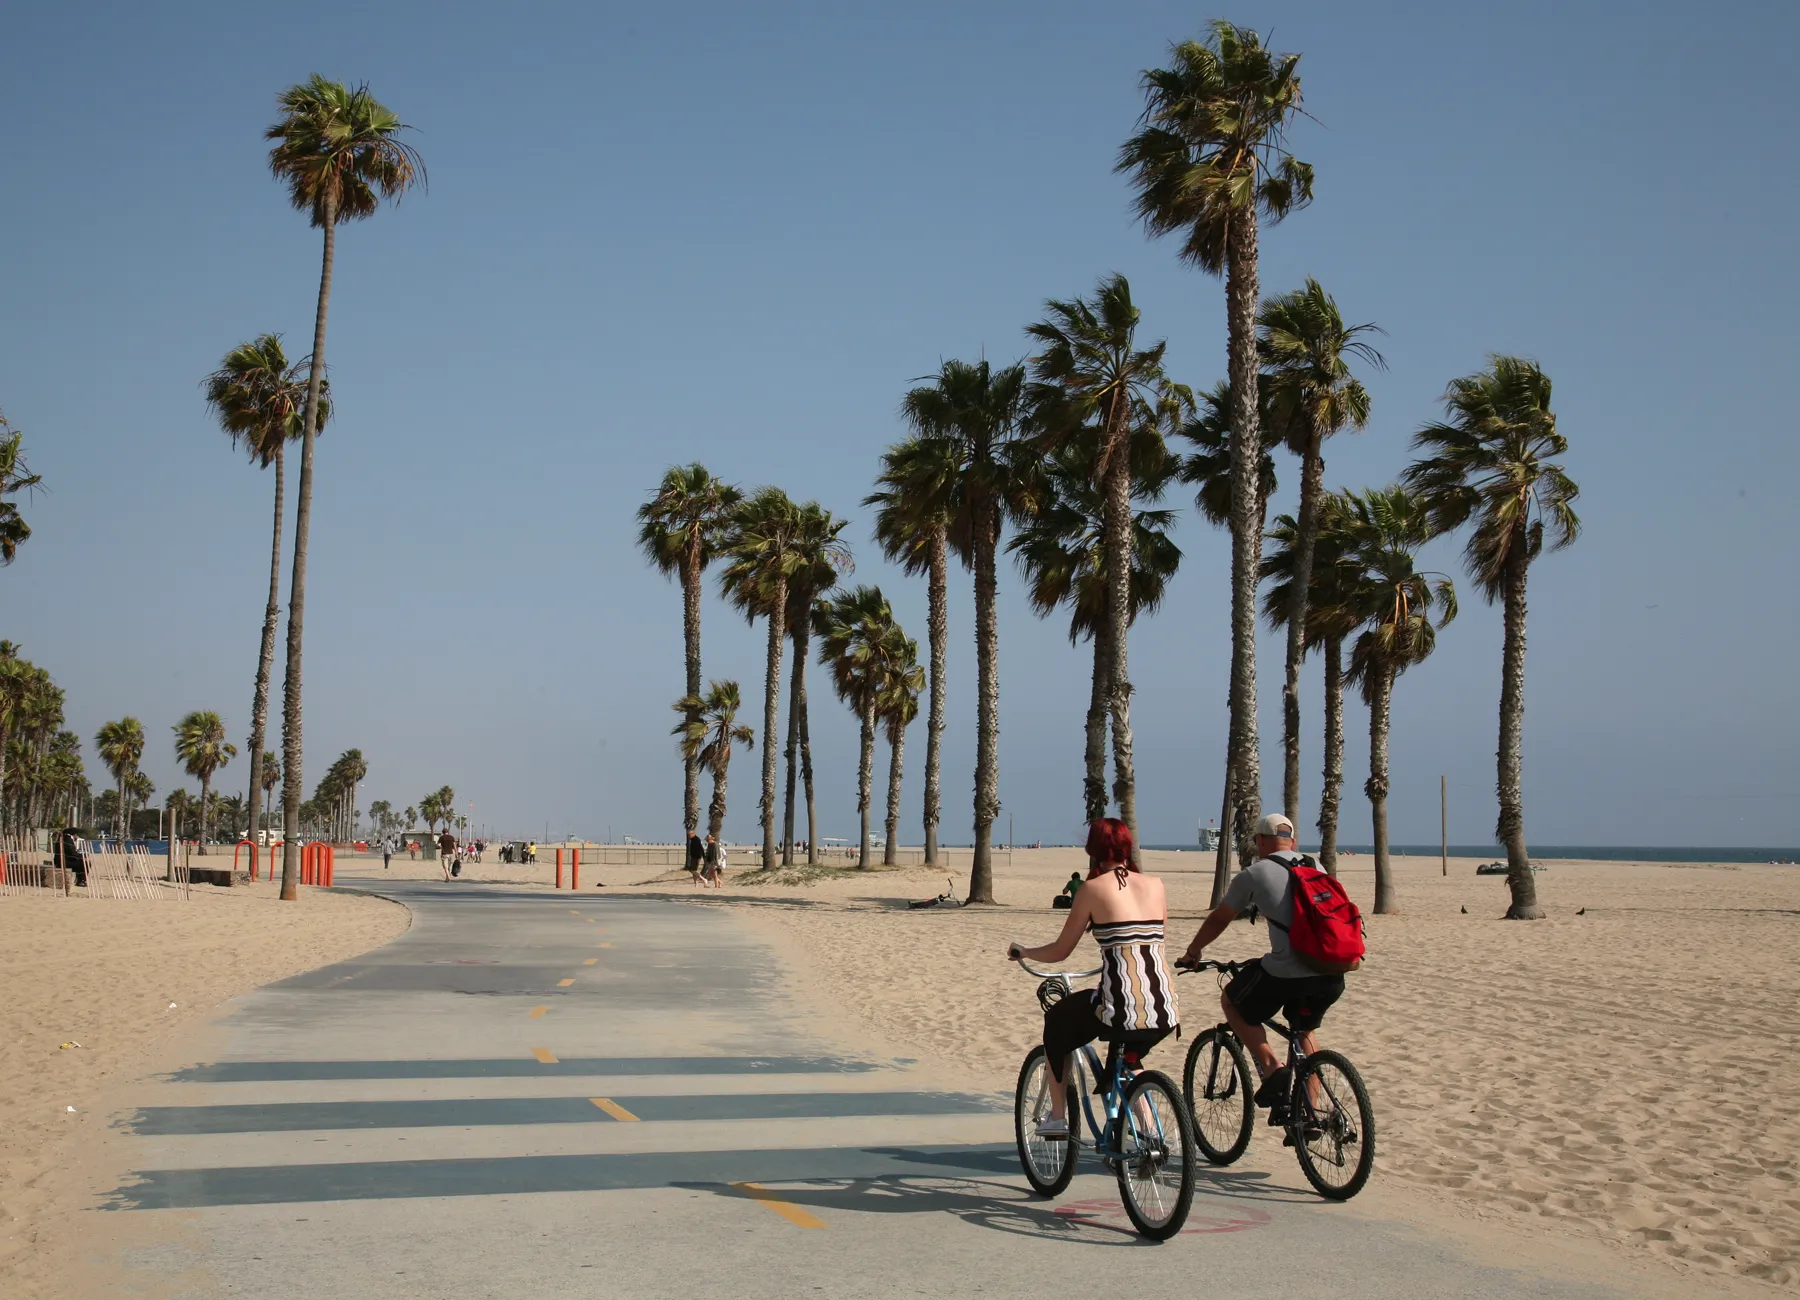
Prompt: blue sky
<box><xmin>3</xmin><ymin>0</ymin><xmax>1796</xmax><ymax>848</ymax></box>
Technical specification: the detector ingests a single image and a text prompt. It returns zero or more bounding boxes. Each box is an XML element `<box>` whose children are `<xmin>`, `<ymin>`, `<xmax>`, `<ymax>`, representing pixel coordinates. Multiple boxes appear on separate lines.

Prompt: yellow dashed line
<box><xmin>583</xmin><ymin>958</ymin><xmax>598</xmax><ymax>965</ymax></box>
<box><xmin>532</xmin><ymin>1048</ymin><xmax>558</xmax><ymax>1064</ymax></box>
<box><xmin>597</xmin><ymin>942</ymin><xmax>613</xmax><ymax>948</ymax></box>
<box><xmin>528</xmin><ymin>1005</ymin><xmax>548</xmax><ymax>1019</ymax></box>
<box><xmin>732</xmin><ymin>1183</ymin><xmax>825</xmax><ymax>1228</ymax></box>
<box><xmin>557</xmin><ymin>978</ymin><xmax>575</xmax><ymax>987</ymax></box>
<box><xmin>589</xmin><ymin>1097</ymin><xmax>639</xmax><ymax>1122</ymax></box>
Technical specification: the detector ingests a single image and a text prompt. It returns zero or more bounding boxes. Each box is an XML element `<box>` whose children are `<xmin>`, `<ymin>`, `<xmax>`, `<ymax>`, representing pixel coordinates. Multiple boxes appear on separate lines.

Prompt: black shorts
<box><xmin>1224</xmin><ymin>958</ymin><xmax>1343</xmax><ymax>1032</ymax></box>
<box><xmin>1042</xmin><ymin>989</ymin><xmax>1172</xmax><ymax>1084</ymax></box>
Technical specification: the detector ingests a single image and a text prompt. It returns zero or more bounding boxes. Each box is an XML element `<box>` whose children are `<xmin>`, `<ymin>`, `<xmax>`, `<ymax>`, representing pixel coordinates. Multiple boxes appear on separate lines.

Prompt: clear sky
<box><xmin>4</xmin><ymin>0</ymin><xmax>1796</xmax><ymax>849</ymax></box>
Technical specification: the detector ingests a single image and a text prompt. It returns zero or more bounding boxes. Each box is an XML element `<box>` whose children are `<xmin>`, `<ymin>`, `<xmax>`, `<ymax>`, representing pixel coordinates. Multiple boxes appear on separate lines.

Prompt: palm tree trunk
<box><xmin>1224</xmin><ymin>208</ymin><xmax>1264</xmax><ymax>867</ymax></box>
<box><xmin>1365</xmin><ymin>663</ymin><xmax>1396</xmax><ymax>914</ymax></box>
<box><xmin>759</xmin><ymin>577</ymin><xmax>787</xmax><ymax>871</ymax></box>
<box><xmin>857</xmin><ymin>702</ymin><xmax>875</xmax><ymax>869</ymax></box>
<box><xmin>884</xmin><ymin>719</ymin><xmax>904</xmax><ymax>867</ymax></box>
<box><xmin>708</xmin><ymin>761</ymin><xmax>728</xmax><ymax>841</ymax></box>
<box><xmin>1101</xmin><ymin>406</ymin><xmax>1138</xmax><ymax>853</ymax></box>
<box><xmin>800</xmin><ymin>686</ymin><xmax>818</xmax><ymax>865</ymax></box>
<box><xmin>1083</xmin><ymin>621</ymin><xmax>1112</xmax><ymax>823</ymax></box>
<box><xmin>1317</xmin><ymin>635</ymin><xmax>1345</xmax><ymax>876</ymax></box>
<box><xmin>782</xmin><ymin>605</ymin><xmax>808</xmax><ymax>866</ymax></box>
<box><xmin>116</xmin><ymin>775</ymin><xmax>126</xmax><ymax>841</ymax></box>
<box><xmin>0</xmin><ymin>721</ymin><xmax>10</xmax><ymax>836</ymax></box>
<box><xmin>1282</xmin><ymin>424</ymin><xmax>1325</xmax><ymax>823</ymax></box>
<box><xmin>682</xmin><ymin>545</ymin><xmax>703</xmax><ymax>836</ymax></box>
<box><xmin>923</xmin><ymin>526</ymin><xmax>948</xmax><ymax>867</ymax></box>
<box><xmin>1210</xmin><ymin>764</ymin><xmax>1234</xmax><ymax>907</ymax></box>
<box><xmin>280</xmin><ymin>194</ymin><xmax>336</xmax><ymax>903</ymax></box>
<box><xmin>198</xmin><ymin>774</ymin><xmax>212</xmax><ymax>855</ymax></box>
<box><xmin>969</xmin><ymin>499</ymin><xmax>1000</xmax><ymax>903</ymax></box>
<box><xmin>1498</xmin><ymin>547</ymin><xmax>1541</xmax><ymax>918</ymax></box>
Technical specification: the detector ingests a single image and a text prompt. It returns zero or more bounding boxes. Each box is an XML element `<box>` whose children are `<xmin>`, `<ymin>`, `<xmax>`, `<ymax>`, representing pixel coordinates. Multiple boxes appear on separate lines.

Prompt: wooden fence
<box><xmin>0</xmin><ymin>833</ymin><xmax>191</xmax><ymax>900</ymax></box>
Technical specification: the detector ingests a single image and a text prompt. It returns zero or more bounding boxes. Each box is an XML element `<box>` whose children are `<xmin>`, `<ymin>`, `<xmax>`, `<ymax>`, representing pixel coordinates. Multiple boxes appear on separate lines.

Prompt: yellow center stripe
<box><xmin>528</xmin><ymin>1005</ymin><xmax>548</xmax><ymax>1018</ymax></box>
<box><xmin>732</xmin><ymin>1182</ymin><xmax>825</xmax><ymax>1228</ymax></box>
<box><xmin>589</xmin><ymin>1097</ymin><xmax>639</xmax><ymax>1122</ymax></box>
<box><xmin>532</xmin><ymin>1048</ymin><xmax>558</xmax><ymax>1064</ymax></box>
<box><xmin>597</xmin><ymin>942</ymin><xmax>614</xmax><ymax>948</ymax></box>
<box><xmin>583</xmin><ymin>958</ymin><xmax>598</xmax><ymax>965</ymax></box>
<box><xmin>557</xmin><ymin>978</ymin><xmax>574</xmax><ymax>987</ymax></box>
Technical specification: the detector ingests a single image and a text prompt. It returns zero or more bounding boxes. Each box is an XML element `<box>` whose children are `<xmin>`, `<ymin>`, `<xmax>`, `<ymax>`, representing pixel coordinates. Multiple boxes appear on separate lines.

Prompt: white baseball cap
<box><xmin>1255</xmin><ymin>813</ymin><xmax>1296</xmax><ymax>838</ymax></box>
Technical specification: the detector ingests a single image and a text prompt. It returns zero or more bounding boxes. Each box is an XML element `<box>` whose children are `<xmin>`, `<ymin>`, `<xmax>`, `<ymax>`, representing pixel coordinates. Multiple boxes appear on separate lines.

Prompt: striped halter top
<box><xmin>1092</xmin><ymin>918</ymin><xmax>1179</xmax><ymax>1033</ymax></box>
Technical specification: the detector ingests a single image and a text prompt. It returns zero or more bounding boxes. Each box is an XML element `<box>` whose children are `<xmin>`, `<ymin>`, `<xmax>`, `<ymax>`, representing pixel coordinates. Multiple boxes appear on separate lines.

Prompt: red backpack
<box><xmin>1267</xmin><ymin>853</ymin><xmax>1365</xmax><ymax>974</ymax></box>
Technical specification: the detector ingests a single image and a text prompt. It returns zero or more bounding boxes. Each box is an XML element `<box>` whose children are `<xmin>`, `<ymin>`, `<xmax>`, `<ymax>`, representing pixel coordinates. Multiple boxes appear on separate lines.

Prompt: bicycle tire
<box><xmin>1113</xmin><ymin>1069</ymin><xmax>1197</xmax><ymax>1240</ymax></box>
<box><xmin>1183</xmin><ymin>1027</ymin><xmax>1254</xmax><ymax>1165</ymax></box>
<box><xmin>1014</xmin><ymin>1045</ymin><xmax>1078</xmax><ymax>1196</ymax></box>
<box><xmin>1290</xmin><ymin>1049</ymin><xmax>1376</xmax><ymax>1200</ymax></box>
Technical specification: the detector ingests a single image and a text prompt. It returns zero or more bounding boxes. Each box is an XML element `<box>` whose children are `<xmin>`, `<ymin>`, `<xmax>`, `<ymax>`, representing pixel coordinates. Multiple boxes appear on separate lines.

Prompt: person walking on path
<box><xmin>438</xmin><ymin>828</ymin><xmax>457</xmax><ymax>881</ymax></box>
<box><xmin>686</xmin><ymin>831</ymin><xmax>705</xmax><ymax>887</ymax></box>
<box><xmin>703</xmin><ymin>834</ymin><xmax>722</xmax><ymax>888</ymax></box>
<box><xmin>382</xmin><ymin>836</ymin><xmax>394</xmax><ymax>870</ymax></box>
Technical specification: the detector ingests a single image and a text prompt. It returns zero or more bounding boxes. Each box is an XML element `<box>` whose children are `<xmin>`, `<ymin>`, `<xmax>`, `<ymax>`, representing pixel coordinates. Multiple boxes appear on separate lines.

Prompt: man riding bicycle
<box><xmin>1178</xmin><ymin>813</ymin><xmax>1344</xmax><ymax>1125</ymax></box>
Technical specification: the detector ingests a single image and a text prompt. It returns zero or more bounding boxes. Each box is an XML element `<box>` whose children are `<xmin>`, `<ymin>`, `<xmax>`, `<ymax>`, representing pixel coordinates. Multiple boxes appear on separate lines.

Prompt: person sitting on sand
<box><xmin>1177</xmin><ymin>812</ymin><xmax>1345</xmax><ymax>1126</ymax></box>
<box><xmin>1006</xmin><ymin>818</ymin><xmax>1178</xmax><ymax>1140</ymax></box>
<box><xmin>1053</xmin><ymin>871</ymin><xmax>1084</xmax><ymax>909</ymax></box>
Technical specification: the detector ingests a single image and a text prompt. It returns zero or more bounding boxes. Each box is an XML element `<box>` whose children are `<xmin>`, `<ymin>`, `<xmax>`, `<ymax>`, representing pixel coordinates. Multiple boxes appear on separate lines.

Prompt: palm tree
<box><xmin>779</xmin><ymin>504</ymin><xmax>852</xmax><ymax>865</ymax></box>
<box><xmin>1402</xmin><ymin>357</ymin><xmax>1579</xmax><ymax>919</ymax></box>
<box><xmin>899</xmin><ymin>359</ymin><xmax>1032</xmax><ymax>902</ymax></box>
<box><xmin>1176</xmin><ymin>379</ymin><xmax>1279</xmax><ymax>898</ymax></box>
<box><xmin>95</xmin><ymin>717</ymin><xmax>146</xmax><ymax>841</ymax></box>
<box><xmin>671</xmin><ymin>680</ymin><xmax>754</xmax><ymax>842</ymax></box>
<box><xmin>718</xmin><ymin>488</ymin><xmax>804</xmax><ymax>870</ymax></box>
<box><xmin>1263</xmin><ymin>494</ymin><xmax>1362</xmax><ymax>875</ymax></box>
<box><xmin>1257</xmin><ymin>280</ymin><xmax>1384</xmax><ymax>822</ymax></box>
<box><xmin>877</xmin><ymin>631</ymin><xmax>924</xmax><ymax>867</ymax></box>
<box><xmin>419</xmin><ymin>791</ymin><xmax>443</xmax><ymax>836</ymax></box>
<box><xmin>0</xmin><ymin>655</ymin><xmax>32</xmax><ymax>832</ymax></box>
<box><xmin>261</xmin><ymin>752</ymin><xmax>281</xmax><ymax>838</ymax></box>
<box><xmin>173</xmin><ymin>711</ymin><xmax>238</xmax><ymax>854</ymax></box>
<box><xmin>1026</xmin><ymin>273</ymin><xmax>1190</xmax><ymax>845</ymax></box>
<box><xmin>125</xmin><ymin>771</ymin><xmax>155</xmax><ymax>838</ymax></box>
<box><xmin>816</xmin><ymin>586</ymin><xmax>900</xmax><ymax>869</ymax></box>
<box><xmin>1120</xmin><ymin>22</ymin><xmax>1312</xmax><ymax>869</ymax></box>
<box><xmin>266</xmin><ymin>75</ymin><xmax>422</xmax><ymax>902</ymax></box>
<box><xmin>867</xmin><ymin>436</ymin><xmax>961</xmax><ymax>867</ymax></box>
<box><xmin>204</xmin><ymin>334</ymin><xmax>327</xmax><ymax>857</ymax></box>
<box><xmin>636</xmin><ymin>464</ymin><xmax>742</xmax><ymax>836</ymax></box>
<box><xmin>0</xmin><ymin>411</ymin><xmax>43</xmax><ymax>565</ymax></box>
<box><xmin>1333</xmin><ymin>489</ymin><xmax>1457</xmax><ymax>914</ymax></box>
<box><xmin>1010</xmin><ymin>437</ymin><xmax>1182</xmax><ymax>822</ymax></box>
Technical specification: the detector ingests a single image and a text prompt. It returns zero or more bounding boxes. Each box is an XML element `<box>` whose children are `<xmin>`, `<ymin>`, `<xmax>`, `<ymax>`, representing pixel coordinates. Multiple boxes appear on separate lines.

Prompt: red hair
<box><xmin>1085</xmin><ymin>818</ymin><xmax>1136</xmax><ymax>879</ymax></box>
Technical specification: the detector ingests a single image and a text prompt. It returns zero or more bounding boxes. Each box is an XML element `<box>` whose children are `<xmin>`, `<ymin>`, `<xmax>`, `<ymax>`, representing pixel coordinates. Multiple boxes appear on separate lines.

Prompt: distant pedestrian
<box><xmin>408</xmin><ymin>840</ymin><xmax>418</xmax><ymax>861</ymax></box>
<box><xmin>383</xmin><ymin>837</ymin><xmax>393</xmax><ymax>871</ymax></box>
<box><xmin>703</xmin><ymin>834</ymin><xmax>721</xmax><ymax>888</ymax></box>
<box><xmin>438</xmin><ymin>828</ymin><xmax>456</xmax><ymax>881</ymax></box>
<box><xmin>686</xmin><ymin>832</ymin><xmax>705</xmax><ymax>887</ymax></box>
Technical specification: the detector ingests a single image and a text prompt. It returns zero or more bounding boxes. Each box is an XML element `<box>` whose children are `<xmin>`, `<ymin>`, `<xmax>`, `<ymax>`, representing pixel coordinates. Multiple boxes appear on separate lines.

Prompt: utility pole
<box><xmin>1440</xmin><ymin>775</ymin><xmax>1448</xmax><ymax>877</ymax></box>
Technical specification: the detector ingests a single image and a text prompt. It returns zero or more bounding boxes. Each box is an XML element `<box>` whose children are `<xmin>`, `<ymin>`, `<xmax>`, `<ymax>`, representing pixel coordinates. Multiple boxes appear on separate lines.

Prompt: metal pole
<box><xmin>1440</xmin><ymin>774</ymin><xmax>1448</xmax><ymax>877</ymax></box>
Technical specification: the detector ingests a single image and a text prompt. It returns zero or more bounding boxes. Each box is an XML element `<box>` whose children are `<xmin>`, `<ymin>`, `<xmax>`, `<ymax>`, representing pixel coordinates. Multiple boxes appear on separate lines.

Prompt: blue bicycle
<box><xmin>1012</xmin><ymin>959</ymin><xmax>1197</xmax><ymax>1239</ymax></box>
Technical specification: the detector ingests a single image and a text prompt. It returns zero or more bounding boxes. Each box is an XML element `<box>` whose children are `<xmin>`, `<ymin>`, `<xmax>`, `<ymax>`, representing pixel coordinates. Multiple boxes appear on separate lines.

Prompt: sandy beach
<box><xmin>0</xmin><ymin>878</ymin><xmax>410</xmax><ymax>1297</ymax></box>
<box><xmin>560</xmin><ymin>846</ymin><xmax>1800</xmax><ymax>1291</ymax></box>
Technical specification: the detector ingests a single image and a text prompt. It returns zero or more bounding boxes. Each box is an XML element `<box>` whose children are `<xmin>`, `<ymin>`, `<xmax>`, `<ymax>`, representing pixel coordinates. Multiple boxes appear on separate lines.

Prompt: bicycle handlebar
<box><xmin>1014</xmin><ymin>956</ymin><xmax>1102</xmax><ymax>980</ymax></box>
<box><xmin>1173</xmin><ymin>957</ymin><xmax>1252</xmax><ymax>976</ymax></box>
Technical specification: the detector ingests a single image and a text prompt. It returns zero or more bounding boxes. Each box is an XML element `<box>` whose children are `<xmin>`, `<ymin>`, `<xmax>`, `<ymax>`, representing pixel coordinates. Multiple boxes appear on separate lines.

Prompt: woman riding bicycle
<box><xmin>1006</xmin><ymin>818</ymin><xmax>1179</xmax><ymax>1139</ymax></box>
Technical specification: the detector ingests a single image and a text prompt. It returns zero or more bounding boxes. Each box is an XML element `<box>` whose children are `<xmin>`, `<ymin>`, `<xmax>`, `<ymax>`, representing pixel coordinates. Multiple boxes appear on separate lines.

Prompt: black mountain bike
<box><xmin>1176</xmin><ymin>959</ymin><xmax>1376</xmax><ymax>1200</ymax></box>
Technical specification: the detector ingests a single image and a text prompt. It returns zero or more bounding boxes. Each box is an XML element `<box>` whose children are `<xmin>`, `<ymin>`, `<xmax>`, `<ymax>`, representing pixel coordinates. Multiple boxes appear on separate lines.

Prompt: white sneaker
<box><xmin>1034</xmin><ymin>1116</ymin><xmax>1069</xmax><ymax>1141</ymax></box>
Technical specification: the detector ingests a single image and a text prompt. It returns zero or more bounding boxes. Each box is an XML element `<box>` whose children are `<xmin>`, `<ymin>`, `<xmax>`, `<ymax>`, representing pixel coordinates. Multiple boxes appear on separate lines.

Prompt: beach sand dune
<box><xmin>637</xmin><ymin>849</ymin><xmax>1800</xmax><ymax>1290</ymax></box>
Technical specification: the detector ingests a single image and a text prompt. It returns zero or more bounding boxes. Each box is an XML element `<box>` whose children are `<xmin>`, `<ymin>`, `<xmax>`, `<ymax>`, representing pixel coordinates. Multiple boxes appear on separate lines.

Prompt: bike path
<box><xmin>94</xmin><ymin>874</ymin><xmax>1667</xmax><ymax>1299</ymax></box>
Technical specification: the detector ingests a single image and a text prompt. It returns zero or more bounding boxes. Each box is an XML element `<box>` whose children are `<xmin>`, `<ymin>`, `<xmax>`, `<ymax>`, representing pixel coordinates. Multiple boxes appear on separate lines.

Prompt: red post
<box><xmin>324</xmin><ymin>845</ymin><xmax>335</xmax><ymax>887</ymax></box>
<box><xmin>555</xmin><ymin>849</ymin><xmax>564</xmax><ymax>890</ymax></box>
<box><xmin>571</xmin><ymin>847</ymin><xmax>579</xmax><ymax>890</ymax></box>
<box><xmin>0</xmin><ymin>851</ymin><xmax>7</xmax><ymax>887</ymax></box>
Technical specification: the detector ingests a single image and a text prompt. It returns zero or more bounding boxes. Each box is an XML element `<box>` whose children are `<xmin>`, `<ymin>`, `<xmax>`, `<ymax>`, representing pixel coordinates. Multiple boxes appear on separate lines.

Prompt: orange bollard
<box><xmin>324</xmin><ymin>845</ymin><xmax>335</xmax><ymax>887</ymax></box>
<box><xmin>0</xmin><ymin>851</ymin><xmax>7</xmax><ymax>887</ymax></box>
<box><xmin>571</xmin><ymin>847</ymin><xmax>579</xmax><ymax>890</ymax></box>
<box><xmin>555</xmin><ymin>849</ymin><xmax>564</xmax><ymax>890</ymax></box>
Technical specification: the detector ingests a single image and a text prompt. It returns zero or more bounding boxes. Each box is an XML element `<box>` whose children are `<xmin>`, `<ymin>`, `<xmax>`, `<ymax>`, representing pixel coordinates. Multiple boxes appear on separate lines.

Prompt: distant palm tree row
<box><xmin>639</xmin><ymin>22</ymin><xmax>1579</xmax><ymax>920</ymax></box>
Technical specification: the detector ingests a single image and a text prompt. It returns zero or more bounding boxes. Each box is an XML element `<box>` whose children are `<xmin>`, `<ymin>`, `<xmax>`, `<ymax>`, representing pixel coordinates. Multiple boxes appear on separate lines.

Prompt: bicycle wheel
<box><xmin>1113</xmin><ymin>1069</ymin><xmax>1196</xmax><ymax>1240</ymax></box>
<box><xmin>1182</xmin><ymin>1027</ymin><xmax>1254</xmax><ymax>1165</ymax></box>
<box><xmin>1014</xmin><ymin>1046</ymin><xmax>1078</xmax><ymax>1196</ymax></box>
<box><xmin>1290</xmin><ymin>1049</ymin><xmax>1376</xmax><ymax>1200</ymax></box>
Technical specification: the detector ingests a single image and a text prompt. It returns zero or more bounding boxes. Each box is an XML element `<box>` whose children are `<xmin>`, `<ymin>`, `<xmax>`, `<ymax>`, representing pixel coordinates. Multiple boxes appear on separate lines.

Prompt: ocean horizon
<box><xmin>1139</xmin><ymin>844</ymin><xmax>1798</xmax><ymax>864</ymax></box>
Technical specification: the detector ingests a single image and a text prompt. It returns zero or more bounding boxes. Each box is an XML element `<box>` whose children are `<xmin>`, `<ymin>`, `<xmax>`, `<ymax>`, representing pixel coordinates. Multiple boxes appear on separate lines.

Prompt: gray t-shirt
<box><xmin>1222</xmin><ymin>854</ymin><xmax>1312</xmax><ymax>980</ymax></box>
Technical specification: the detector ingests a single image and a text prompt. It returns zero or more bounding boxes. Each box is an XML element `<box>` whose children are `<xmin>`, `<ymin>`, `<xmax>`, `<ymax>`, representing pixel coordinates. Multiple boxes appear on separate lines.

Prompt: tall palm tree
<box><xmin>1258</xmin><ymin>280</ymin><xmax>1384</xmax><ymax>822</ymax></box>
<box><xmin>718</xmin><ymin>488</ymin><xmax>804</xmax><ymax>869</ymax></box>
<box><xmin>95</xmin><ymin>717</ymin><xmax>146</xmax><ymax>841</ymax></box>
<box><xmin>636</xmin><ymin>464</ymin><xmax>742</xmax><ymax>836</ymax></box>
<box><xmin>1176</xmin><ymin>379</ymin><xmax>1279</xmax><ymax>899</ymax></box>
<box><xmin>1263</xmin><ymin>494</ymin><xmax>1362</xmax><ymax>875</ymax></box>
<box><xmin>899</xmin><ymin>359</ymin><xmax>1033</xmax><ymax>902</ymax></box>
<box><xmin>1026</xmin><ymin>273</ymin><xmax>1190</xmax><ymax>845</ymax></box>
<box><xmin>877</xmin><ymin>631</ymin><xmax>924</xmax><ymax>867</ymax></box>
<box><xmin>173</xmin><ymin>711</ymin><xmax>238</xmax><ymax>854</ymax></box>
<box><xmin>1332</xmin><ymin>488</ymin><xmax>1458</xmax><ymax>914</ymax></box>
<box><xmin>866</xmin><ymin>436</ymin><xmax>961</xmax><ymax>867</ymax></box>
<box><xmin>1120</xmin><ymin>22</ymin><xmax>1312</xmax><ymax>868</ymax></box>
<box><xmin>1010</xmin><ymin>437</ymin><xmax>1182</xmax><ymax>822</ymax></box>
<box><xmin>0</xmin><ymin>412</ymin><xmax>43</xmax><ymax>566</ymax></box>
<box><xmin>779</xmin><ymin>504</ymin><xmax>852</xmax><ymax>865</ymax></box>
<box><xmin>1403</xmin><ymin>357</ymin><xmax>1579</xmax><ymax>920</ymax></box>
<box><xmin>266</xmin><ymin>75</ymin><xmax>422</xmax><ymax>902</ymax></box>
<box><xmin>204</xmin><ymin>334</ymin><xmax>327</xmax><ymax>858</ymax></box>
<box><xmin>261</xmin><ymin>752</ymin><xmax>281</xmax><ymax>838</ymax></box>
<box><xmin>816</xmin><ymin>585</ymin><xmax>900</xmax><ymax>869</ymax></box>
<box><xmin>671</xmin><ymin>680</ymin><xmax>755</xmax><ymax>841</ymax></box>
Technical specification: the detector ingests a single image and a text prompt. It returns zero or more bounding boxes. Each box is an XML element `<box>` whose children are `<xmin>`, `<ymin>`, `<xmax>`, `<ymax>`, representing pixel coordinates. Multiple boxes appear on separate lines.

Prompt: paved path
<box><xmin>96</xmin><ymin>875</ymin><xmax>1642</xmax><ymax>1298</ymax></box>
